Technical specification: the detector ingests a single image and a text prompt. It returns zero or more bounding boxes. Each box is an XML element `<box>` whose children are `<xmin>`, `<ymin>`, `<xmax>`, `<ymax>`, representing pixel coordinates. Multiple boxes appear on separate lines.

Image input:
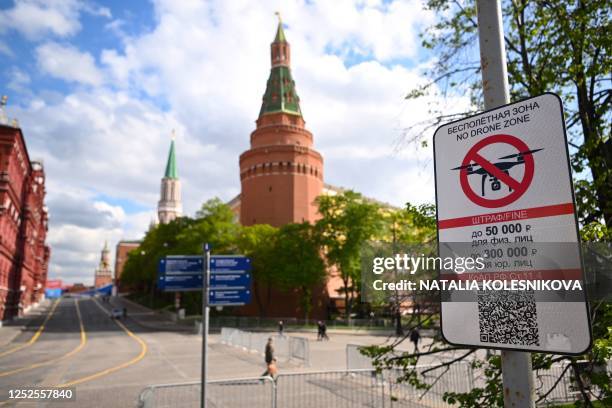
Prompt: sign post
<box><xmin>157</xmin><ymin>248</ymin><xmax>251</xmax><ymax>408</ymax></box>
<box><xmin>476</xmin><ymin>2</ymin><xmax>535</xmax><ymax>406</ymax></box>
<box><xmin>201</xmin><ymin>243</ymin><xmax>210</xmax><ymax>408</ymax></box>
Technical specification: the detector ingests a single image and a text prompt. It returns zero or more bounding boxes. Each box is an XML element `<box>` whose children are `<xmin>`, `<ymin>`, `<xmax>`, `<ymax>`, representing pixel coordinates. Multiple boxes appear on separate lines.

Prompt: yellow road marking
<box><xmin>55</xmin><ymin>298</ymin><xmax>147</xmax><ymax>387</ymax></box>
<box><xmin>0</xmin><ymin>299</ymin><xmax>60</xmax><ymax>358</ymax></box>
<box><xmin>0</xmin><ymin>299</ymin><xmax>86</xmax><ymax>378</ymax></box>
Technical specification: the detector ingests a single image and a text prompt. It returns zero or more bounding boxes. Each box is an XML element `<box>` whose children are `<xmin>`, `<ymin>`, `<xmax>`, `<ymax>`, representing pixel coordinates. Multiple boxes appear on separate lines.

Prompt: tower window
<box><xmin>269</xmin><ymin>186</ymin><xmax>272</xmax><ymax>192</ymax></box>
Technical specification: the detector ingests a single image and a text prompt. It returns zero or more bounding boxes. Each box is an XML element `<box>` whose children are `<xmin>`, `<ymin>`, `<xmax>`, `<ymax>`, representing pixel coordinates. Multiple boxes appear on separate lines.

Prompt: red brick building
<box><xmin>239</xmin><ymin>22</ymin><xmax>324</xmax><ymax>227</ymax></box>
<box><xmin>114</xmin><ymin>240</ymin><xmax>141</xmax><ymax>291</ymax></box>
<box><xmin>0</xmin><ymin>116</ymin><xmax>50</xmax><ymax>321</ymax></box>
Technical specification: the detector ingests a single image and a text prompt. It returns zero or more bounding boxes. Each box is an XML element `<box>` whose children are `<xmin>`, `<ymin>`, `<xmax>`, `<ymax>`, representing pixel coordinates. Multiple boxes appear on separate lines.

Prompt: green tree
<box><xmin>271</xmin><ymin>222</ymin><xmax>326</xmax><ymax>320</ymax></box>
<box><xmin>316</xmin><ymin>191</ymin><xmax>383</xmax><ymax>321</ymax></box>
<box><xmin>378</xmin><ymin>204</ymin><xmax>438</xmax><ymax>334</ymax></box>
<box><xmin>236</xmin><ymin>224</ymin><xmax>279</xmax><ymax>317</ymax></box>
<box><xmin>407</xmin><ymin>0</ymin><xmax>610</xmax><ymax>235</ymax></box>
<box><xmin>177</xmin><ymin>198</ymin><xmax>239</xmax><ymax>253</ymax></box>
<box><xmin>121</xmin><ymin>217</ymin><xmax>193</xmax><ymax>290</ymax></box>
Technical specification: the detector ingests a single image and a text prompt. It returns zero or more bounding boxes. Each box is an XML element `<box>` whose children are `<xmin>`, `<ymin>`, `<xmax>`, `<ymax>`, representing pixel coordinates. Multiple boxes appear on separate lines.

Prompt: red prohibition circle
<box><xmin>459</xmin><ymin>134</ymin><xmax>534</xmax><ymax>208</ymax></box>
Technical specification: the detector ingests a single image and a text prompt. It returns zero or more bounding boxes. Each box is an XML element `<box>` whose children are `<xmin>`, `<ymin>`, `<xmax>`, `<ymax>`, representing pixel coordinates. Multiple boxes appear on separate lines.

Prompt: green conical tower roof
<box><xmin>274</xmin><ymin>21</ymin><xmax>286</xmax><ymax>43</ymax></box>
<box><xmin>164</xmin><ymin>139</ymin><xmax>178</xmax><ymax>179</ymax></box>
<box><xmin>259</xmin><ymin>20</ymin><xmax>302</xmax><ymax>117</ymax></box>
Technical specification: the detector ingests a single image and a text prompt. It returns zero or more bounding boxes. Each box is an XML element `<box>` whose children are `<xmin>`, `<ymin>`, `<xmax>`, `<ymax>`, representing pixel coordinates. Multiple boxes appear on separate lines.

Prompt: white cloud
<box><xmin>43</xmin><ymin>185</ymin><xmax>152</xmax><ymax>284</ymax></box>
<box><xmin>7</xmin><ymin>68</ymin><xmax>31</xmax><ymax>93</ymax></box>
<box><xmin>0</xmin><ymin>0</ymin><xmax>81</xmax><ymax>40</ymax></box>
<box><xmin>36</xmin><ymin>42</ymin><xmax>104</xmax><ymax>86</ymax></box>
<box><xmin>8</xmin><ymin>0</ymin><xmax>471</xmax><ymax>283</ymax></box>
<box><xmin>0</xmin><ymin>0</ymin><xmax>110</xmax><ymax>40</ymax></box>
<box><xmin>47</xmin><ymin>224</ymin><xmax>121</xmax><ymax>285</ymax></box>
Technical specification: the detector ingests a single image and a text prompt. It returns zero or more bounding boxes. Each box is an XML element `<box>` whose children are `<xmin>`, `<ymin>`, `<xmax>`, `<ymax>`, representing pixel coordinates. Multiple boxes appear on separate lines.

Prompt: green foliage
<box><xmin>410</xmin><ymin>0</ymin><xmax>611</xmax><ymax>232</ymax></box>
<box><xmin>271</xmin><ymin>222</ymin><xmax>326</xmax><ymax>319</ymax></box>
<box><xmin>180</xmin><ymin>198</ymin><xmax>240</xmax><ymax>254</ymax></box>
<box><xmin>121</xmin><ymin>198</ymin><xmax>329</xmax><ymax>318</ymax></box>
<box><xmin>236</xmin><ymin>224</ymin><xmax>278</xmax><ymax>285</ymax></box>
<box><xmin>580</xmin><ymin>221</ymin><xmax>612</xmax><ymax>242</ymax></box>
<box><xmin>316</xmin><ymin>191</ymin><xmax>384</xmax><ymax>318</ymax></box>
<box><xmin>236</xmin><ymin>224</ymin><xmax>279</xmax><ymax>315</ymax></box>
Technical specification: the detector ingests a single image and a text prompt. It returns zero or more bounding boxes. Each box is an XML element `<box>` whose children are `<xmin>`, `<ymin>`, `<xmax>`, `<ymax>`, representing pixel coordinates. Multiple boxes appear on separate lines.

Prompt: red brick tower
<box><xmin>239</xmin><ymin>20</ymin><xmax>323</xmax><ymax>227</ymax></box>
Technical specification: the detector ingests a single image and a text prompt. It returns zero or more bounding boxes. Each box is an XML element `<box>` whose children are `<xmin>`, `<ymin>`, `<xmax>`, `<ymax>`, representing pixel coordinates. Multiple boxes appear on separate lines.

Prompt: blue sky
<box><xmin>0</xmin><ymin>0</ymin><xmax>467</xmax><ymax>284</ymax></box>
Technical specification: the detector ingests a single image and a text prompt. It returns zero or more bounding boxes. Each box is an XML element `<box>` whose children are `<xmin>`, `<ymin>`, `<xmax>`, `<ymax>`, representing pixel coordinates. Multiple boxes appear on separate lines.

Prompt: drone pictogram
<box><xmin>453</xmin><ymin>134</ymin><xmax>541</xmax><ymax>208</ymax></box>
<box><xmin>451</xmin><ymin>148</ymin><xmax>543</xmax><ymax>197</ymax></box>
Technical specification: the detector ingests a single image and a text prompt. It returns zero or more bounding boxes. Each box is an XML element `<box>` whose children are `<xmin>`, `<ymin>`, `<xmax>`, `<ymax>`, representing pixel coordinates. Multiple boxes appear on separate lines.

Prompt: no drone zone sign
<box><xmin>433</xmin><ymin>93</ymin><xmax>591</xmax><ymax>354</ymax></box>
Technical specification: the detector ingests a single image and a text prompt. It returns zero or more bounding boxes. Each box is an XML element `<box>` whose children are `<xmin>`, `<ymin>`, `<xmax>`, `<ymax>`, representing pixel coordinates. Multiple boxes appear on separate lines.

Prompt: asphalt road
<box><xmin>0</xmin><ymin>297</ymin><xmax>308</xmax><ymax>407</ymax></box>
<box><xmin>0</xmin><ymin>297</ymin><xmax>462</xmax><ymax>407</ymax></box>
<box><xmin>0</xmin><ymin>297</ymin><xmax>149</xmax><ymax>407</ymax></box>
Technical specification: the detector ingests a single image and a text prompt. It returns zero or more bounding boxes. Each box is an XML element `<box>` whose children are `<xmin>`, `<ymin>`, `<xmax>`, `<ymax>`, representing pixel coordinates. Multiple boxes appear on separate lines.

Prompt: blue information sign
<box><xmin>210</xmin><ymin>256</ymin><xmax>252</xmax><ymax>272</ymax></box>
<box><xmin>158</xmin><ymin>274</ymin><xmax>203</xmax><ymax>292</ymax></box>
<box><xmin>163</xmin><ymin>256</ymin><xmax>204</xmax><ymax>274</ymax></box>
<box><xmin>209</xmin><ymin>289</ymin><xmax>251</xmax><ymax>306</ymax></box>
<box><xmin>158</xmin><ymin>255</ymin><xmax>253</xmax><ymax>303</ymax></box>
<box><xmin>158</xmin><ymin>256</ymin><xmax>204</xmax><ymax>292</ymax></box>
<box><xmin>209</xmin><ymin>256</ymin><xmax>252</xmax><ymax>304</ymax></box>
<box><xmin>209</xmin><ymin>272</ymin><xmax>251</xmax><ymax>289</ymax></box>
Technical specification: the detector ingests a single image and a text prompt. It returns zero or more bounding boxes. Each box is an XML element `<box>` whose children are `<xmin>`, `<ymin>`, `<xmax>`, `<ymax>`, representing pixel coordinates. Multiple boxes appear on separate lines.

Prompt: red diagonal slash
<box><xmin>458</xmin><ymin>134</ymin><xmax>535</xmax><ymax>208</ymax></box>
<box><xmin>471</xmin><ymin>153</ymin><xmax>522</xmax><ymax>190</ymax></box>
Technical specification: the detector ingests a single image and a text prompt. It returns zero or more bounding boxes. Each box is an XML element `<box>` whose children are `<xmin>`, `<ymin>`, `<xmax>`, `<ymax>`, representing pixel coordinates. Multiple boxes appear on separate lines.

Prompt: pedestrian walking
<box><xmin>321</xmin><ymin>322</ymin><xmax>329</xmax><ymax>341</ymax></box>
<box><xmin>316</xmin><ymin>321</ymin><xmax>323</xmax><ymax>341</ymax></box>
<box><xmin>261</xmin><ymin>338</ymin><xmax>277</xmax><ymax>378</ymax></box>
<box><xmin>410</xmin><ymin>328</ymin><xmax>421</xmax><ymax>352</ymax></box>
<box><xmin>278</xmin><ymin>320</ymin><xmax>284</xmax><ymax>336</ymax></box>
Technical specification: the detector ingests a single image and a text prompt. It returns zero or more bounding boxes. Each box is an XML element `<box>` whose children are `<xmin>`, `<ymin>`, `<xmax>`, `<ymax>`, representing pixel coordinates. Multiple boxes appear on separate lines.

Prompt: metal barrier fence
<box><xmin>138</xmin><ymin>377</ymin><xmax>276</xmax><ymax>408</ymax></box>
<box><xmin>346</xmin><ymin>343</ymin><xmax>374</xmax><ymax>370</ymax></box>
<box><xmin>221</xmin><ymin>327</ymin><xmax>310</xmax><ymax>366</ymax></box>
<box><xmin>210</xmin><ymin>316</ymin><xmax>402</xmax><ymax>329</ymax></box>
<box><xmin>138</xmin><ymin>366</ymin><xmax>475</xmax><ymax>408</ymax></box>
<box><xmin>345</xmin><ymin>344</ymin><xmax>612</xmax><ymax>406</ymax></box>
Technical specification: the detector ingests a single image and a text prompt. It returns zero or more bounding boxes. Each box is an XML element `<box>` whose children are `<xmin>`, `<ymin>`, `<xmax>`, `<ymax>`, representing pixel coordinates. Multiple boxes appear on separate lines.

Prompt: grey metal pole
<box><xmin>475</xmin><ymin>1</ymin><xmax>535</xmax><ymax>407</ymax></box>
<box><xmin>201</xmin><ymin>243</ymin><xmax>210</xmax><ymax>408</ymax></box>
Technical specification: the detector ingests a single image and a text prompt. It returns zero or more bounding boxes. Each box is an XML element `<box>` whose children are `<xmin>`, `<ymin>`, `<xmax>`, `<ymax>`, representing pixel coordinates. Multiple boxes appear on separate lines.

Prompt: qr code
<box><xmin>477</xmin><ymin>290</ymin><xmax>539</xmax><ymax>346</ymax></box>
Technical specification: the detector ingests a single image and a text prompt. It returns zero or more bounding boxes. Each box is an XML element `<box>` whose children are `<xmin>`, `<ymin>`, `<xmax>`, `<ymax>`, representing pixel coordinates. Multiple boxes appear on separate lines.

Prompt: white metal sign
<box><xmin>433</xmin><ymin>93</ymin><xmax>591</xmax><ymax>354</ymax></box>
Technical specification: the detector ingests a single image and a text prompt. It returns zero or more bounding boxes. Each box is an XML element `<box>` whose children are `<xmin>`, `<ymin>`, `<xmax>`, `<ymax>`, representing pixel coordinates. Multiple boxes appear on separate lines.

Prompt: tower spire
<box><xmin>158</xmin><ymin>131</ymin><xmax>182</xmax><ymax>224</ymax></box>
<box><xmin>259</xmin><ymin>17</ymin><xmax>301</xmax><ymax>118</ymax></box>
<box><xmin>164</xmin><ymin>134</ymin><xmax>178</xmax><ymax>179</ymax></box>
<box><xmin>274</xmin><ymin>12</ymin><xmax>286</xmax><ymax>43</ymax></box>
<box><xmin>239</xmin><ymin>17</ymin><xmax>323</xmax><ymax>228</ymax></box>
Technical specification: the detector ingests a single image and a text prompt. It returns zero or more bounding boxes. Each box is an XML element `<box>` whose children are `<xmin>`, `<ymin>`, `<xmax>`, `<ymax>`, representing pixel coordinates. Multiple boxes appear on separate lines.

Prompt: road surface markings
<box><xmin>0</xmin><ymin>299</ymin><xmax>60</xmax><ymax>358</ymax></box>
<box><xmin>55</xmin><ymin>298</ymin><xmax>148</xmax><ymax>387</ymax></box>
<box><xmin>0</xmin><ymin>299</ymin><xmax>86</xmax><ymax>378</ymax></box>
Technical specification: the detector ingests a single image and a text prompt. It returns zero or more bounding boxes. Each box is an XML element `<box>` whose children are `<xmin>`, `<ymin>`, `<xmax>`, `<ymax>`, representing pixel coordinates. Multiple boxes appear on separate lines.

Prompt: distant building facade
<box><xmin>158</xmin><ymin>138</ymin><xmax>182</xmax><ymax>224</ymax></box>
<box><xmin>114</xmin><ymin>240</ymin><xmax>140</xmax><ymax>290</ymax></box>
<box><xmin>0</xmin><ymin>104</ymin><xmax>50</xmax><ymax>320</ymax></box>
<box><xmin>94</xmin><ymin>242</ymin><xmax>113</xmax><ymax>288</ymax></box>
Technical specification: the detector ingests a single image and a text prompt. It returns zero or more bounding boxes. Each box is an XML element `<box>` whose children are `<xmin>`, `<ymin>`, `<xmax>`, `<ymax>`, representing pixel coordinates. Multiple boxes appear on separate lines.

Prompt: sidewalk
<box><xmin>109</xmin><ymin>295</ymin><xmax>195</xmax><ymax>333</ymax></box>
<box><xmin>0</xmin><ymin>299</ymin><xmax>51</xmax><ymax>346</ymax></box>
